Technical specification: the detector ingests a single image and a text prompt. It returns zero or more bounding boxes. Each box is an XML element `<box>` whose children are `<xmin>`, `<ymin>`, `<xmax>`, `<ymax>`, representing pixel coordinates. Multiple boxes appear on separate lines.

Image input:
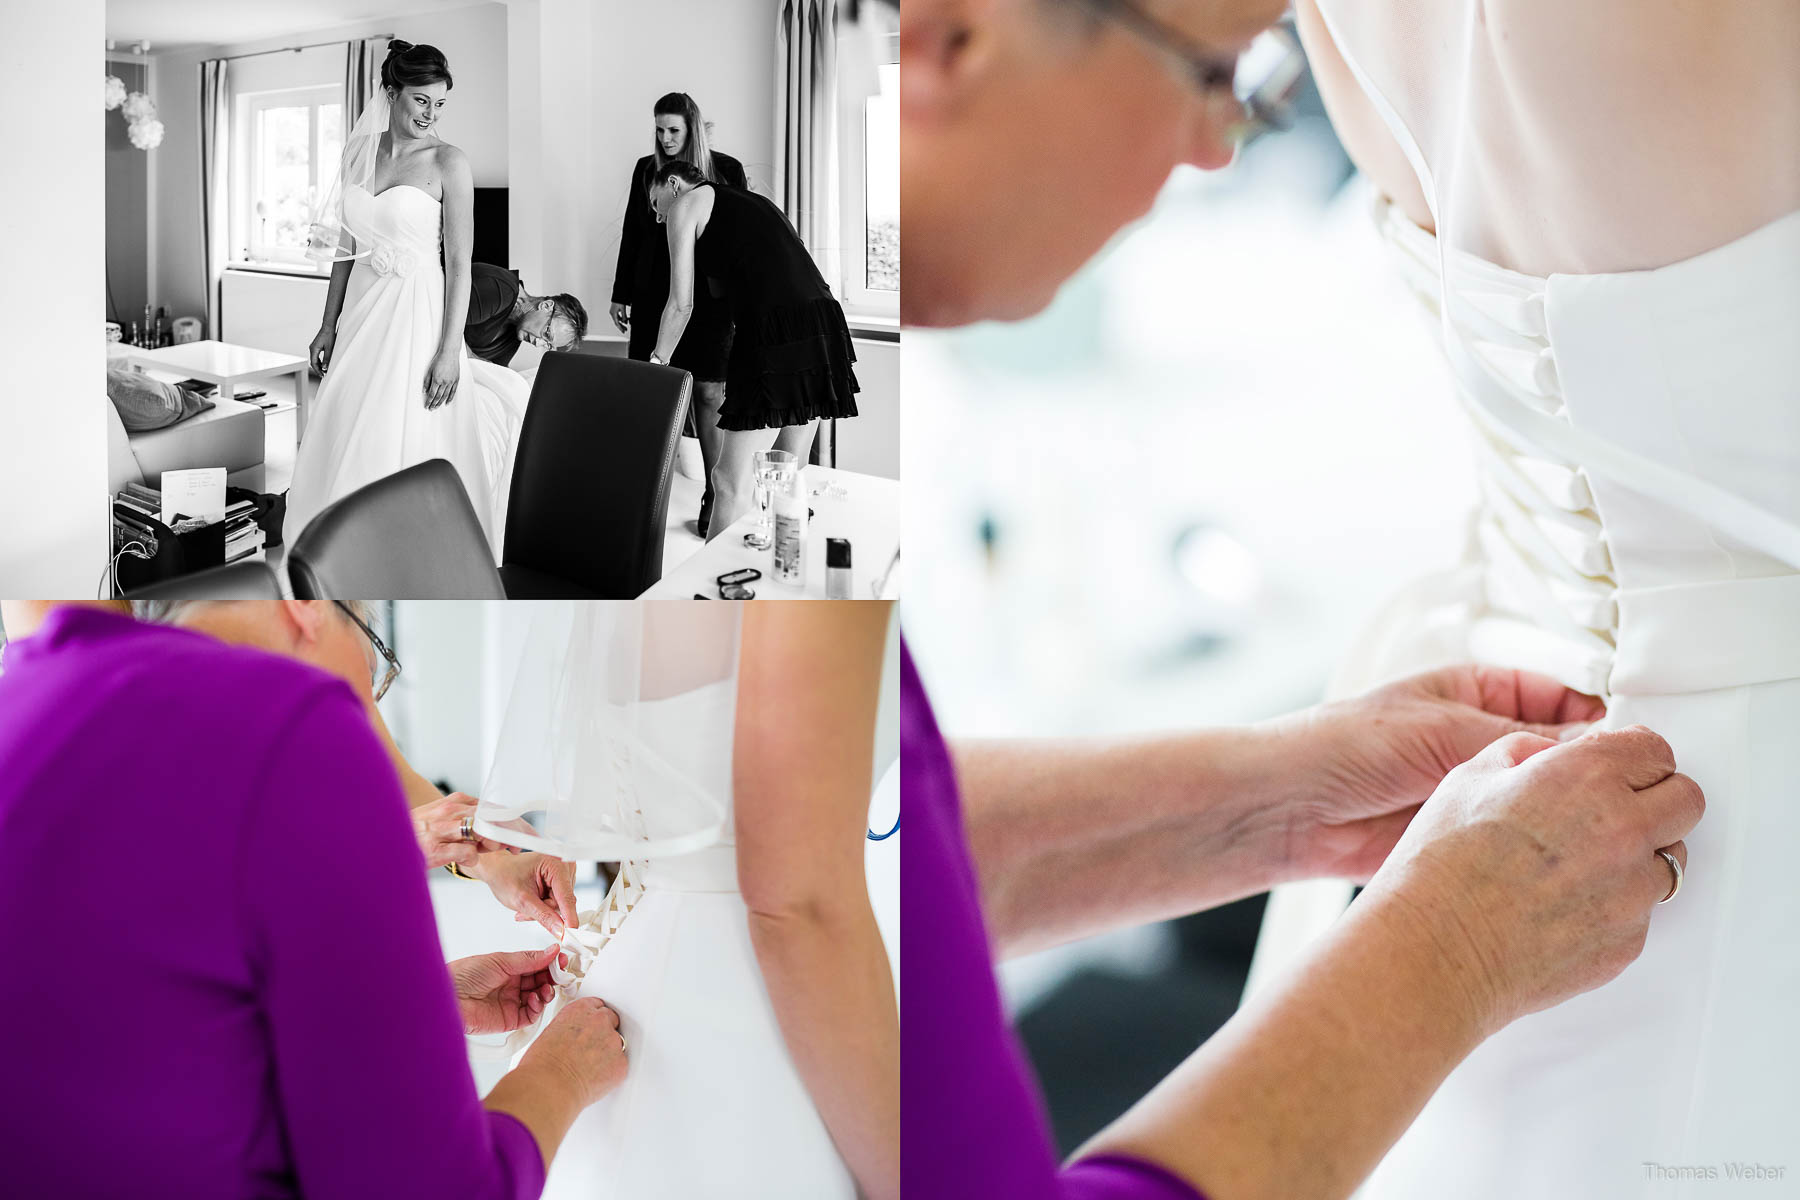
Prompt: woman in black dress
<box><xmin>647</xmin><ymin>159</ymin><xmax>859</xmax><ymax>541</ymax></box>
<box><xmin>609</xmin><ymin>92</ymin><xmax>746</xmax><ymax>536</ymax></box>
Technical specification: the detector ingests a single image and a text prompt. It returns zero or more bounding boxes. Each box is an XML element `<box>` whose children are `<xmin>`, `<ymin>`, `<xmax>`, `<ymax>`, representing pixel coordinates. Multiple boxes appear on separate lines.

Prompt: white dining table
<box><xmin>643</xmin><ymin>465</ymin><xmax>900</xmax><ymax>600</ymax></box>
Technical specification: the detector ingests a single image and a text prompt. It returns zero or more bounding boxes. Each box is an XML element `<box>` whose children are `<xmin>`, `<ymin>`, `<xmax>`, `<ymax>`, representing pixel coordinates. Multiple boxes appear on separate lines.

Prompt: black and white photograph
<box><xmin>19</xmin><ymin>0</ymin><xmax>900</xmax><ymax>598</ymax></box>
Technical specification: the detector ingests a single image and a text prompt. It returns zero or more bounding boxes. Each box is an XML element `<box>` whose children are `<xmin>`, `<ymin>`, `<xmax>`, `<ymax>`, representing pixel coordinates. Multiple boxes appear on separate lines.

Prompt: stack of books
<box><xmin>116</xmin><ymin>482</ymin><xmax>266</xmax><ymax>565</ymax></box>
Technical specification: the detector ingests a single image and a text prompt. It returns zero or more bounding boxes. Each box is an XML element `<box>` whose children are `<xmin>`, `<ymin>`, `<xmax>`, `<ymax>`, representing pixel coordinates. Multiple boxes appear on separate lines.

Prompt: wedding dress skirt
<box><xmin>1251</xmin><ymin>200</ymin><xmax>1800</xmax><ymax>1198</ymax></box>
<box><xmin>500</xmin><ymin>681</ymin><xmax>856</xmax><ymax>1200</ymax></box>
<box><xmin>285</xmin><ymin>183</ymin><xmax>526</xmax><ymax>557</ymax></box>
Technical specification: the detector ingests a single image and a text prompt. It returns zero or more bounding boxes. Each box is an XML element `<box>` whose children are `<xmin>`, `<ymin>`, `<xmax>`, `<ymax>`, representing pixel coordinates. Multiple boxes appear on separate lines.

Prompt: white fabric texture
<box><xmin>283</xmin><ymin>180</ymin><xmax>526</xmax><ymax>556</ymax></box>
<box><xmin>1250</xmin><ymin>6</ymin><xmax>1800</xmax><ymax>1196</ymax></box>
<box><xmin>478</xmin><ymin>603</ymin><xmax>857</xmax><ymax>1199</ymax></box>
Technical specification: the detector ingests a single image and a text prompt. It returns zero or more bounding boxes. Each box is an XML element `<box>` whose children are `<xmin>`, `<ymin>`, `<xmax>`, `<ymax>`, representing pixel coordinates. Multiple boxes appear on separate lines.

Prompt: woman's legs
<box><xmin>693</xmin><ymin>380</ymin><xmax>726</xmax><ymax>535</ymax></box>
<box><xmin>709</xmin><ymin>426</ymin><xmax>780</xmax><ymax>541</ymax></box>
<box><xmin>708</xmin><ymin>420</ymin><xmax>820</xmax><ymax>541</ymax></box>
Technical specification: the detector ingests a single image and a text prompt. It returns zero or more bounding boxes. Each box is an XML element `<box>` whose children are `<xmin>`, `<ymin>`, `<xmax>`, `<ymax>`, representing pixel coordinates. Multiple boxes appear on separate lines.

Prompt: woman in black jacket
<box><xmin>609</xmin><ymin>92</ymin><xmax>747</xmax><ymax>536</ymax></box>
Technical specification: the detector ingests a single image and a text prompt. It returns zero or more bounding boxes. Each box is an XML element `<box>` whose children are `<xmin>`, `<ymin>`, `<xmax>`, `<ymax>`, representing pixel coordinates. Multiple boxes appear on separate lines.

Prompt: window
<box><xmin>843</xmin><ymin>26</ymin><xmax>899</xmax><ymax>315</ymax></box>
<box><xmin>237</xmin><ymin>86</ymin><xmax>341</xmax><ymax>267</ymax></box>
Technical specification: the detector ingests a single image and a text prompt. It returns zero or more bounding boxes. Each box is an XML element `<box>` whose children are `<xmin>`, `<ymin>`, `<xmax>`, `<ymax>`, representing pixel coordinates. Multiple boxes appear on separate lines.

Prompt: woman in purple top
<box><xmin>900</xmin><ymin>2</ymin><xmax>1705</xmax><ymax>1196</ymax></box>
<box><xmin>0</xmin><ymin>604</ymin><xmax>626</xmax><ymax>1199</ymax></box>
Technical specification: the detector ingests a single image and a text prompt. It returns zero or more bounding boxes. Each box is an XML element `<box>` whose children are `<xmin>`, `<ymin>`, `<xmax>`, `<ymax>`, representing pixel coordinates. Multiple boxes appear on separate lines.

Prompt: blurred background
<box><xmin>901</xmin><ymin>30</ymin><xmax>1478</xmax><ymax>1152</ymax></box>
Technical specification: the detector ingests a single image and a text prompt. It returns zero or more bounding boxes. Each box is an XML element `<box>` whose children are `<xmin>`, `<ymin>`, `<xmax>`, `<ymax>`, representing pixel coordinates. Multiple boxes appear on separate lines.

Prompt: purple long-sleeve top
<box><xmin>0</xmin><ymin>608</ymin><xmax>545</xmax><ymax>1200</ymax></box>
<box><xmin>901</xmin><ymin>642</ymin><xmax>1207</xmax><ymax>1199</ymax></box>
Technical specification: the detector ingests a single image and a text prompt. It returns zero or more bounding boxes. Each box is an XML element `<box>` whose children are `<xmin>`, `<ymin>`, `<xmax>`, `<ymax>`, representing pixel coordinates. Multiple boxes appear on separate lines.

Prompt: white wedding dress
<box><xmin>474</xmin><ymin>604</ymin><xmax>861</xmax><ymax>1199</ymax></box>
<box><xmin>1246</xmin><ymin>5</ymin><xmax>1800</xmax><ymax>1197</ymax></box>
<box><xmin>284</xmin><ymin>182</ymin><xmax>526</xmax><ymax>556</ymax></box>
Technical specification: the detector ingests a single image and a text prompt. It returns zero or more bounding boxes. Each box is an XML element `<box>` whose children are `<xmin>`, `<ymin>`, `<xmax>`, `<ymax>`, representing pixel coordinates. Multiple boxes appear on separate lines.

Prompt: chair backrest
<box><xmin>503</xmin><ymin>351</ymin><xmax>691</xmax><ymax>597</ymax></box>
<box><xmin>287</xmin><ymin>459</ymin><xmax>506</xmax><ymax>599</ymax></box>
<box><xmin>123</xmin><ymin>560</ymin><xmax>282</xmax><ymax>600</ymax></box>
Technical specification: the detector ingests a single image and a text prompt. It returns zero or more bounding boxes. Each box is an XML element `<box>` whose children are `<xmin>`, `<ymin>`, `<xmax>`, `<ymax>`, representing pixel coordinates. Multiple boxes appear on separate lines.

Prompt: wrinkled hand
<box><xmin>449</xmin><ymin>946</ymin><xmax>563</xmax><ymax>1035</ymax></box>
<box><xmin>609</xmin><ymin>302</ymin><xmax>630</xmax><ymax>332</ymax></box>
<box><xmin>412</xmin><ymin>792</ymin><xmax>517</xmax><ymax>870</ymax></box>
<box><xmin>1365</xmin><ymin>725</ymin><xmax>1702</xmax><ymax>1031</ymax></box>
<box><xmin>308</xmin><ymin>326</ymin><xmax>336</xmax><ymax>375</ymax></box>
<box><xmin>480</xmin><ymin>850</ymin><xmax>579</xmax><ymax>937</ymax></box>
<box><xmin>521</xmin><ymin>996</ymin><xmax>628</xmax><ymax>1107</ymax></box>
<box><xmin>423</xmin><ymin>350</ymin><xmax>460</xmax><ymax>409</ymax></box>
<box><xmin>1278</xmin><ymin>665</ymin><xmax>1607</xmax><ymax>881</ymax></box>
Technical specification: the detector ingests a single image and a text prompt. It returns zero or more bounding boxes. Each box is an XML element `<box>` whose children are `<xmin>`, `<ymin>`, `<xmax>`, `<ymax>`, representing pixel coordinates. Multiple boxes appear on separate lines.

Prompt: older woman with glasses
<box><xmin>0</xmin><ymin>599</ymin><xmax>629</xmax><ymax>1198</ymax></box>
<box><xmin>901</xmin><ymin>1</ymin><xmax>1709</xmax><ymax>1198</ymax></box>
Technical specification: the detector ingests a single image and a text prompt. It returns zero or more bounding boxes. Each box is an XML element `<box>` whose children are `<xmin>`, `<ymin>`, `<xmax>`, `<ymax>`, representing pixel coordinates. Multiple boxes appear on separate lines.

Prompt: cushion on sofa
<box><xmin>106</xmin><ymin>367</ymin><xmax>215</xmax><ymax>432</ymax></box>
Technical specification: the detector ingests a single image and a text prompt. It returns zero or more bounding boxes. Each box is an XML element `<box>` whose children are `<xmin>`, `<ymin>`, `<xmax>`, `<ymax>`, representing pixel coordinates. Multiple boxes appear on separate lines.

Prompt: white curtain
<box><xmin>774</xmin><ymin>0</ymin><xmax>842</xmax><ymax>287</ymax></box>
<box><xmin>344</xmin><ymin>36</ymin><xmax>386</xmax><ymax>129</ymax></box>
<box><xmin>198</xmin><ymin>58</ymin><xmax>229</xmax><ymax>340</ymax></box>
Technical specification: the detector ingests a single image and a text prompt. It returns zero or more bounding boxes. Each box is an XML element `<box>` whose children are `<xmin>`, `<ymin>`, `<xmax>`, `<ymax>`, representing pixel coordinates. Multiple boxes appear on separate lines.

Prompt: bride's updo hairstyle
<box><xmin>382</xmin><ymin>40</ymin><xmax>453</xmax><ymax>90</ymax></box>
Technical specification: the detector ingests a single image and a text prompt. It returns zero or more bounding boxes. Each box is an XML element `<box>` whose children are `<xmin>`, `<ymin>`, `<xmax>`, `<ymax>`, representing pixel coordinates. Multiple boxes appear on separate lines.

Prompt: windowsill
<box><xmin>226</xmin><ymin>260</ymin><xmax>329</xmax><ymax>279</ymax></box>
<box><xmin>845</xmin><ymin>310</ymin><xmax>900</xmax><ymax>342</ymax></box>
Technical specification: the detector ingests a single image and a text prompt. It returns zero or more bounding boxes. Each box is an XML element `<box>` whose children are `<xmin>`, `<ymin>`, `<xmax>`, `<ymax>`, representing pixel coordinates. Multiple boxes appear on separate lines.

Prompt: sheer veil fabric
<box><xmin>306</xmin><ymin>92</ymin><xmax>387</xmax><ymax>264</ymax></box>
<box><xmin>1246</xmin><ymin>5</ymin><xmax>1800</xmax><ymax>1196</ymax></box>
<box><xmin>475</xmin><ymin>602</ymin><xmax>739</xmax><ymax>860</ymax></box>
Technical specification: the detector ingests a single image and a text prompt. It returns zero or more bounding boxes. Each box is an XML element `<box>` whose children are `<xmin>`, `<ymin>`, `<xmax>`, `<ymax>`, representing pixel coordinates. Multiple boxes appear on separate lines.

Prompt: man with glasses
<box><xmin>464</xmin><ymin>262</ymin><xmax>589</xmax><ymax>366</ymax></box>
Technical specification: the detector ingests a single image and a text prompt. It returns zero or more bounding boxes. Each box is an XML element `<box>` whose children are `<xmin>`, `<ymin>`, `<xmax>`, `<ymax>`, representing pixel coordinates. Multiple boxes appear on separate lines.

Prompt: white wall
<box><xmin>839</xmin><ymin>336</ymin><xmax>899</xmax><ymax>479</ymax></box>
<box><xmin>0</xmin><ymin>0</ymin><xmax>108</xmax><ymax>593</ymax></box>
<box><xmin>149</xmin><ymin>2</ymin><xmax>509</xmax><ymax>321</ymax></box>
<box><xmin>509</xmin><ymin>0</ymin><xmax>779</xmax><ymax>309</ymax></box>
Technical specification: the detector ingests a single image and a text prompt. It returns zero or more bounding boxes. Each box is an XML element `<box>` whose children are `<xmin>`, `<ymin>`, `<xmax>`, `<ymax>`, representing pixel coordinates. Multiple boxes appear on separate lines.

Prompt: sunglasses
<box><xmin>334</xmin><ymin>600</ymin><xmax>401</xmax><ymax>702</ymax></box>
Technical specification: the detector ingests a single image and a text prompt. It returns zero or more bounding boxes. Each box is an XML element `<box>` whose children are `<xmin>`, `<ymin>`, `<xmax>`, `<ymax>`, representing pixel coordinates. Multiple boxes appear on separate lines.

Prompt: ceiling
<box><xmin>105</xmin><ymin>0</ymin><xmax>501</xmax><ymax>55</ymax></box>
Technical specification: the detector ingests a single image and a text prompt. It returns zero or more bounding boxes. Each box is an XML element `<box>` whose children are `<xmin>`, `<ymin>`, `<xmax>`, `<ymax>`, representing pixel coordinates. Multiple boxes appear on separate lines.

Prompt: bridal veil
<box><xmin>474</xmin><ymin>602</ymin><xmax>740</xmax><ymax>861</ymax></box>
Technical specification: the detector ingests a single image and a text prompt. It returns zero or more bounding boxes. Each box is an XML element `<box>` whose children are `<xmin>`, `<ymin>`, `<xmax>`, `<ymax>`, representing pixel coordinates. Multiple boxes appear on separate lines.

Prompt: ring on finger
<box><xmin>459</xmin><ymin>813</ymin><xmax>476</xmax><ymax>843</ymax></box>
<box><xmin>1656</xmin><ymin>848</ymin><xmax>1683</xmax><ymax>904</ymax></box>
<box><xmin>618</xmin><ymin>1032</ymin><xmax>628</xmax><ymax>1053</ymax></box>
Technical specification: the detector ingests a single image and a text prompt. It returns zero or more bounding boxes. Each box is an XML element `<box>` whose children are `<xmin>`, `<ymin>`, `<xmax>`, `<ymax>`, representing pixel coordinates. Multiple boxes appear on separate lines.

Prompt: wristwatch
<box><xmin>445</xmin><ymin>862</ymin><xmax>477</xmax><ymax>880</ymax></box>
<box><xmin>648</xmin><ymin>352</ymin><xmax>665</xmax><ymax>365</ymax></box>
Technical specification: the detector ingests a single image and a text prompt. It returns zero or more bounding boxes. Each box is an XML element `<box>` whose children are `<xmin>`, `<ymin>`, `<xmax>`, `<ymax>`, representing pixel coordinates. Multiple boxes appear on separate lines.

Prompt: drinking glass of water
<box><xmin>745</xmin><ymin>449</ymin><xmax>798</xmax><ymax>549</ymax></box>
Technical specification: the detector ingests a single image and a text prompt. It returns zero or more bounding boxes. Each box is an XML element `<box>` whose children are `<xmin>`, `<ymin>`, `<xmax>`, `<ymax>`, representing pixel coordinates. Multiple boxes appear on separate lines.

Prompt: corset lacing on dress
<box><xmin>1377</xmin><ymin>199</ymin><xmax>1623</xmax><ymax>700</ymax></box>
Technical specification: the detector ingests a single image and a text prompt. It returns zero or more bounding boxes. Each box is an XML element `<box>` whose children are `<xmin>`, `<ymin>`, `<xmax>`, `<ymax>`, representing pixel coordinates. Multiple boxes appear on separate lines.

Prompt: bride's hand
<box><xmin>609</xmin><ymin>302</ymin><xmax>630</xmax><ymax>332</ymax></box>
<box><xmin>423</xmin><ymin>349</ymin><xmax>460</xmax><ymax>410</ymax></box>
<box><xmin>480</xmin><ymin>851</ymin><xmax>580</xmax><ymax>937</ymax></box>
<box><xmin>448</xmin><ymin>946</ymin><xmax>564</xmax><ymax>1035</ymax></box>
<box><xmin>1276</xmin><ymin>665</ymin><xmax>1606</xmax><ymax>881</ymax></box>
<box><xmin>308</xmin><ymin>326</ymin><xmax>336</xmax><ymax>375</ymax></box>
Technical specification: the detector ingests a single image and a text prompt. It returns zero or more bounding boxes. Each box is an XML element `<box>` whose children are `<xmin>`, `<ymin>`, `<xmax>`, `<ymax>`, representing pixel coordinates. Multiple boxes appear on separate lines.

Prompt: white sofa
<box><xmin>104</xmin><ymin>391</ymin><xmax>267</xmax><ymax>495</ymax></box>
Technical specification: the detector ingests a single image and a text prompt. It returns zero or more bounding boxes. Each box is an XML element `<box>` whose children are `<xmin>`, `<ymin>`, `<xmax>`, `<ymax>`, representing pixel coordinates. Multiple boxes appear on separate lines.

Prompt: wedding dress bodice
<box><xmin>342</xmin><ymin>182</ymin><xmax>443</xmax><ymax>273</ymax></box>
<box><xmin>1378</xmin><ymin>200</ymin><xmax>1800</xmax><ymax>702</ymax></box>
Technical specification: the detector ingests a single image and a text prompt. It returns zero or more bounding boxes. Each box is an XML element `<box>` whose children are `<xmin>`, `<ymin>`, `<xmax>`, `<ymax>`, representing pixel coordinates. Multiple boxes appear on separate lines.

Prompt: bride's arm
<box><xmin>735</xmin><ymin>603</ymin><xmax>899</xmax><ymax>1200</ymax></box>
<box><xmin>428</xmin><ymin>146</ymin><xmax>475</xmax><ymax>406</ymax></box>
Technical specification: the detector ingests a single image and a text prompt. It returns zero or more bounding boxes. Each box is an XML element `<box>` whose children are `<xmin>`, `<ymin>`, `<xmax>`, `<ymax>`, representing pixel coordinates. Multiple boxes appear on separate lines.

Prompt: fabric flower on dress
<box><xmin>121</xmin><ymin>91</ymin><xmax>156</xmax><ymax>123</ymax></box>
<box><xmin>104</xmin><ymin>75</ymin><xmax>126</xmax><ymax>111</ymax></box>
<box><xmin>369</xmin><ymin>245</ymin><xmax>418</xmax><ymax>278</ymax></box>
<box><xmin>127</xmin><ymin>119</ymin><xmax>164</xmax><ymax>151</ymax></box>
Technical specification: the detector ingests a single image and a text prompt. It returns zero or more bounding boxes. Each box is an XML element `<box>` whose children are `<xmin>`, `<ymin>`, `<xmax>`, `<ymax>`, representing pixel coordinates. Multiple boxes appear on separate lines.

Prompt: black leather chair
<box><xmin>122</xmin><ymin>560</ymin><xmax>283</xmax><ymax>600</ymax></box>
<box><xmin>499</xmin><ymin>351</ymin><xmax>691</xmax><ymax>598</ymax></box>
<box><xmin>287</xmin><ymin>459</ymin><xmax>506</xmax><ymax>599</ymax></box>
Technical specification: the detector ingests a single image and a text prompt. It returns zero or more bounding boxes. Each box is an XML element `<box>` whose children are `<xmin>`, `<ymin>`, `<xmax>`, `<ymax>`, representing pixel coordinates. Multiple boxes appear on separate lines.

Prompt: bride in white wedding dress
<box><xmin>1248</xmin><ymin>4</ymin><xmax>1800</xmax><ymax>1196</ymax></box>
<box><xmin>473</xmin><ymin>602</ymin><xmax>899</xmax><ymax>1200</ymax></box>
<box><xmin>285</xmin><ymin>41</ymin><xmax>526</xmax><ymax>556</ymax></box>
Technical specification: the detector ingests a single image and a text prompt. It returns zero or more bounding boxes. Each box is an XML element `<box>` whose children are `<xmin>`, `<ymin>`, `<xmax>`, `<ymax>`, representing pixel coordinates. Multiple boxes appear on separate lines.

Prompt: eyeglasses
<box><xmin>1073</xmin><ymin>0</ymin><xmax>1306</xmax><ymax>144</ymax></box>
<box><xmin>334</xmin><ymin>600</ymin><xmax>401</xmax><ymax>702</ymax></box>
